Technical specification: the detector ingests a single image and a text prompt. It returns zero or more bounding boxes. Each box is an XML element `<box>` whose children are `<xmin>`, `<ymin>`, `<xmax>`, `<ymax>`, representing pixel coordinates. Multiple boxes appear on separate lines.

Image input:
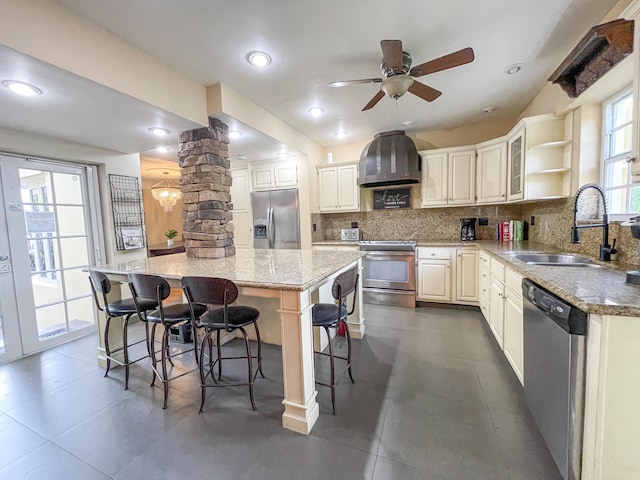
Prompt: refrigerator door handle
<box><xmin>267</xmin><ymin>207</ymin><xmax>275</xmax><ymax>249</ymax></box>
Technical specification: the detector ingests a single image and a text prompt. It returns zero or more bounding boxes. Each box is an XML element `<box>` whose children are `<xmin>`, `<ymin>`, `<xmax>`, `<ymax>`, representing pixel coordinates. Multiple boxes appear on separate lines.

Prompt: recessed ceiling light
<box><xmin>148</xmin><ymin>127</ymin><xmax>171</xmax><ymax>137</ymax></box>
<box><xmin>2</xmin><ymin>80</ymin><xmax>42</xmax><ymax>96</ymax></box>
<box><xmin>229</xmin><ymin>130</ymin><xmax>243</xmax><ymax>139</ymax></box>
<box><xmin>308</xmin><ymin>107</ymin><xmax>324</xmax><ymax>117</ymax></box>
<box><xmin>505</xmin><ymin>64</ymin><xmax>524</xmax><ymax>75</ymax></box>
<box><xmin>277</xmin><ymin>152</ymin><xmax>290</xmax><ymax>158</ymax></box>
<box><xmin>236</xmin><ymin>155</ymin><xmax>247</xmax><ymax>160</ymax></box>
<box><xmin>401</xmin><ymin>121</ymin><xmax>415</xmax><ymax>127</ymax></box>
<box><xmin>247</xmin><ymin>51</ymin><xmax>272</xmax><ymax>67</ymax></box>
<box><xmin>156</xmin><ymin>146</ymin><xmax>170</xmax><ymax>153</ymax></box>
<box><xmin>482</xmin><ymin>106</ymin><xmax>497</xmax><ymax>113</ymax></box>
<box><xmin>335</xmin><ymin>131</ymin><xmax>348</xmax><ymax>139</ymax></box>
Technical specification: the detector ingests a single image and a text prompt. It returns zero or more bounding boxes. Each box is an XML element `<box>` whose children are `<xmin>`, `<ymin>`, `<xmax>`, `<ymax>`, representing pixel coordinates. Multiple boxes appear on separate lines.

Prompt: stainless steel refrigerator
<box><xmin>251</xmin><ymin>189</ymin><xmax>300</xmax><ymax>249</ymax></box>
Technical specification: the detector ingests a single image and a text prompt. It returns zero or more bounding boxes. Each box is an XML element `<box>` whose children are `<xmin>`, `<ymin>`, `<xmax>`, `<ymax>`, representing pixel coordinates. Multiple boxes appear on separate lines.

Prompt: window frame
<box><xmin>601</xmin><ymin>87</ymin><xmax>636</xmax><ymax>219</ymax></box>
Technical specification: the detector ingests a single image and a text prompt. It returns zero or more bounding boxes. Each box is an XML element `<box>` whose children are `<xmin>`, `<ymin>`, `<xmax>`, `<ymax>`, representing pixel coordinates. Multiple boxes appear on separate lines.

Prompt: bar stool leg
<box><xmin>103</xmin><ymin>316</ymin><xmax>112</xmax><ymax>378</ymax></box>
<box><xmin>198</xmin><ymin>333</ymin><xmax>208</xmax><ymax>414</ymax></box>
<box><xmin>216</xmin><ymin>329</ymin><xmax>222</xmax><ymax>380</ymax></box>
<box><xmin>161</xmin><ymin>326</ymin><xmax>170</xmax><ymax>409</ymax></box>
<box><xmin>254</xmin><ymin>322</ymin><xmax>265</xmax><ymax>378</ymax></box>
<box><xmin>343</xmin><ymin>319</ymin><xmax>355</xmax><ymax>383</ymax></box>
<box><xmin>122</xmin><ymin>314</ymin><xmax>132</xmax><ymax>390</ymax></box>
<box><xmin>240</xmin><ymin>328</ymin><xmax>256</xmax><ymax>411</ymax></box>
<box><xmin>325</xmin><ymin>325</ymin><xmax>337</xmax><ymax>415</ymax></box>
<box><xmin>150</xmin><ymin>323</ymin><xmax>159</xmax><ymax>387</ymax></box>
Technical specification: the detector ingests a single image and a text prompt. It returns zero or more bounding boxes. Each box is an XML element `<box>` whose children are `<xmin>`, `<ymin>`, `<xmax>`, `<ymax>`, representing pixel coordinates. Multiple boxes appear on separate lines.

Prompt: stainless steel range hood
<box><xmin>358</xmin><ymin>130</ymin><xmax>421</xmax><ymax>188</ymax></box>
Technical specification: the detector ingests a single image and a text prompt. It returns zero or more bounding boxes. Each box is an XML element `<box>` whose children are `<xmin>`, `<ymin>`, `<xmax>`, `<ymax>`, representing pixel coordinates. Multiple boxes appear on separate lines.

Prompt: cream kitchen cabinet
<box><xmin>417</xmin><ymin>248</ymin><xmax>452</xmax><ymax>302</ymax></box>
<box><xmin>317</xmin><ymin>162</ymin><xmax>360</xmax><ymax>212</ymax></box>
<box><xmin>455</xmin><ymin>248</ymin><xmax>478</xmax><ymax>303</ymax></box>
<box><xmin>476</xmin><ymin>139</ymin><xmax>508</xmax><ymax>204</ymax></box>
<box><xmin>507</xmin><ymin>127</ymin><xmax>525</xmax><ymax>201</ymax></box>
<box><xmin>251</xmin><ymin>160</ymin><xmax>297</xmax><ymax>191</ymax></box>
<box><xmin>230</xmin><ymin>168</ymin><xmax>252</xmax><ymax>248</ymax></box>
<box><xmin>420</xmin><ymin>147</ymin><xmax>475</xmax><ymax>207</ymax></box>
<box><xmin>478</xmin><ymin>251</ymin><xmax>491</xmax><ymax>320</ymax></box>
<box><xmin>488</xmin><ymin>257</ymin><xmax>506</xmax><ymax>347</ymax></box>
<box><xmin>416</xmin><ymin>247</ymin><xmax>478</xmax><ymax>305</ymax></box>
<box><xmin>503</xmin><ymin>268</ymin><xmax>524</xmax><ymax>385</ymax></box>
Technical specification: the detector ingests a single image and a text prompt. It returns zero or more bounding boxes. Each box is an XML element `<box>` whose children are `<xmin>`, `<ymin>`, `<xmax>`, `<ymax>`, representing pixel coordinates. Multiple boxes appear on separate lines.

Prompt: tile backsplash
<box><xmin>314</xmin><ymin>198</ymin><xmax>640</xmax><ymax>266</ymax></box>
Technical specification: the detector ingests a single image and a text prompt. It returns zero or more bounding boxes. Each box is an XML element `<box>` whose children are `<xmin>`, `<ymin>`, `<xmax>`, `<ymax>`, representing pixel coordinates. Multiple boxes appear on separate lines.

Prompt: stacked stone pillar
<box><xmin>178</xmin><ymin>118</ymin><xmax>235</xmax><ymax>258</ymax></box>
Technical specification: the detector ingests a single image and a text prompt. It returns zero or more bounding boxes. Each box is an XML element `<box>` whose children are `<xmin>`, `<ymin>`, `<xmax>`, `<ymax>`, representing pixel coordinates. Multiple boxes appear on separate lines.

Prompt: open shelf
<box><xmin>527</xmin><ymin>167</ymin><xmax>572</xmax><ymax>176</ymax></box>
<box><xmin>528</xmin><ymin>140</ymin><xmax>571</xmax><ymax>150</ymax></box>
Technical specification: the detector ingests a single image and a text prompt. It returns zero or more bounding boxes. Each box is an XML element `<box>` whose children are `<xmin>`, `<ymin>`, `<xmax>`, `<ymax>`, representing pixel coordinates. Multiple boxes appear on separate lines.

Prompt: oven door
<box><xmin>362</xmin><ymin>251</ymin><xmax>416</xmax><ymax>291</ymax></box>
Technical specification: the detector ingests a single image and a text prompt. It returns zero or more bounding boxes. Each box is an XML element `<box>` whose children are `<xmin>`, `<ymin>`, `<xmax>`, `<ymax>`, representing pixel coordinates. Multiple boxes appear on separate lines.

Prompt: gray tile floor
<box><xmin>0</xmin><ymin>304</ymin><xmax>561</xmax><ymax>480</ymax></box>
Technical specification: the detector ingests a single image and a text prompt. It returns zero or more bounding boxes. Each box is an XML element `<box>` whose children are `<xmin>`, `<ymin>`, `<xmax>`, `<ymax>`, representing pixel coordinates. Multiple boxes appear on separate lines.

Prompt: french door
<box><xmin>0</xmin><ymin>155</ymin><xmax>101</xmax><ymax>363</ymax></box>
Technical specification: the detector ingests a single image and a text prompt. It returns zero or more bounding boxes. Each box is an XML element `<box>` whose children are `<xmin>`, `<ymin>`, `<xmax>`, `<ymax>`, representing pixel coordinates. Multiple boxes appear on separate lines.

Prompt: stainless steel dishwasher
<box><xmin>521</xmin><ymin>278</ymin><xmax>588</xmax><ymax>480</ymax></box>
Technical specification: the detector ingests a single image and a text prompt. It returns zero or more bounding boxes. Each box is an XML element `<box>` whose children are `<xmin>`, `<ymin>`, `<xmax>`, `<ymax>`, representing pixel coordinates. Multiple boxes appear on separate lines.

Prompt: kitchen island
<box><xmin>91</xmin><ymin>248</ymin><xmax>364</xmax><ymax>435</ymax></box>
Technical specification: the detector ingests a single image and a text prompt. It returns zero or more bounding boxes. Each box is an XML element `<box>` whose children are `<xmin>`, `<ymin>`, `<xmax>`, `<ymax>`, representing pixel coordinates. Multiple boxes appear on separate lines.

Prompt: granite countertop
<box><xmin>424</xmin><ymin>239</ymin><xmax>640</xmax><ymax>316</ymax></box>
<box><xmin>93</xmin><ymin>249</ymin><xmax>364</xmax><ymax>291</ymax></box>
<box><xmin>312</xmin><ymin>240</ymin><xmax>360</xmax><ymax>246</ymax></box>
<box><xmin>473</xmin><ymin>241</ymin><xmax>640</xmax><ymax>316</ymax></box>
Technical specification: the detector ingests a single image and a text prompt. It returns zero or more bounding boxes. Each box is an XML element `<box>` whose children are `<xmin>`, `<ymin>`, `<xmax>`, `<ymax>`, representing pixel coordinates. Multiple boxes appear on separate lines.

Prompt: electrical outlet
<box><xmin>479</xmin><ymin>217</ymin><xmax>489</xmax><ymax>226</ymax></box>
<box><xmin>530</xmin><ymin>216</ymin><xmax>536</xmax><ymax>226</ymax></box>
<box><xmin>313</xmin><ymin>223</ymin><xmax>317</xmax><ymax>232</ymax></box>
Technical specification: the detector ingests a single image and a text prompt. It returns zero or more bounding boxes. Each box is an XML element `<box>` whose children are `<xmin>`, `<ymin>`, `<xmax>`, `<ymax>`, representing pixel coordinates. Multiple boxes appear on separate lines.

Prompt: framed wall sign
<box><xmin>373</xmin><ymin>188</ymin><xmax>411</xmax><ymax>210</ymax></box>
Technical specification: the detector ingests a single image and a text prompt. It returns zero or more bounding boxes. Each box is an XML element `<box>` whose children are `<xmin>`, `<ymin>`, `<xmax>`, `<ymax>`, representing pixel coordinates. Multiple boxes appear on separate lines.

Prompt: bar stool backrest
<box><xmin>128</xmin><ymin>273</ymin><xmax>172</xmax><ymax>322</ymax></box>
<box><xmin>182</xmin><ymin>277</ymin><xmax>238</xmax><ymax>306</ymax></box>
<box><xmin>331</xmin><ymin>267</ymin><xmax>359</xmax><ymax>316</ymax></box>
<box><xmin>88</xmin><ymin>270</ymin><xmax>112</xmax><ymax>314</ymax></box>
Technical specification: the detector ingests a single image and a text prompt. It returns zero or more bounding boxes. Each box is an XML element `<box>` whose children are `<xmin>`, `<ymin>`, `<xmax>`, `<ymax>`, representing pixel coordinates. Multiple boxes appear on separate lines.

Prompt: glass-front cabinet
<box><xmin>507</xmin><ymin>127</ymin><xmax>525</xmax><ymax>201</ymax></box>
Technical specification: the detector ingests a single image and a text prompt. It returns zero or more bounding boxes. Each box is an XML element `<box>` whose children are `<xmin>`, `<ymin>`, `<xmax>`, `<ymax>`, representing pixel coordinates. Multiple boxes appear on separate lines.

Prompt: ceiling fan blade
<box><xmin>362</xmin><ymin>91</ymin><xmax>386</xmax><ymax>111</ymax></box>
<box><xmin>381</xmin><ymin>39</ymin><xmax>403</xmax><ymax>71</ymax></box>
<box><xmin>328</xmin><ymin>78</ymin><xmax>382</xmax><ymax>87</ymax></box>
<box><xmin>408</xmin><ymin>81</ymin><xmax>442</xmax><ymax>102</ymax></box>
<box><xmin>410</xmin><ymin>47</ymin><xmax>475</xmax><ymax>77</ymax></box>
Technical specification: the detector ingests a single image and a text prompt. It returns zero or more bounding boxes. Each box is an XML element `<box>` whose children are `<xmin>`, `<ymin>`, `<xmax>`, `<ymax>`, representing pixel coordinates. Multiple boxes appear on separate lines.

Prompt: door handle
<box><xmin>0</xmin><ymin>255</ymin><xmax>8</xmax><ymax>261</ymax></box>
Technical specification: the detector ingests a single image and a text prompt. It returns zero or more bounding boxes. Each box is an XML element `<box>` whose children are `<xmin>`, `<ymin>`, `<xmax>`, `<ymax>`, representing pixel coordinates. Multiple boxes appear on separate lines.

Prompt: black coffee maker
<box><xmin>460</xmin><ymin>218</ymin><xmax>476</xmax><ymax>241</ymax></box>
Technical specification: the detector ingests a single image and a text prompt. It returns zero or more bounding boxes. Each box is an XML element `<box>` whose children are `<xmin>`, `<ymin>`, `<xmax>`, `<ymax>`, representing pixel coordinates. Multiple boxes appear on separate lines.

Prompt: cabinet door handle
<box><xmin>626</xmin><ymin>156</ymin><xmax>636</xmax><ymax>163</ymax></box>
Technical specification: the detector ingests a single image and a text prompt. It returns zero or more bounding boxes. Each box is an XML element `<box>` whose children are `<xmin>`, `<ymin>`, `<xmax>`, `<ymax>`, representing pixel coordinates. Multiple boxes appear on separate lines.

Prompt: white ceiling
<box><xmin>0</xmin><ymin>0</ymin><xmax>622</xmax><ymax>179</ymax></box>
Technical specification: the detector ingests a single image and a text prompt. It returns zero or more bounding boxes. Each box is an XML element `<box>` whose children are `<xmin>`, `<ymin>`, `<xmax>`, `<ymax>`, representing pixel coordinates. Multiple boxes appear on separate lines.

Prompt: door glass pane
<box><xmin>57</xmin><ymin>206</ymin><xmax>87</xmax><ymax>236</ymax></box>
<box><xmin>67</xmin><ymin>297</ymin><xmax>95</xmax><ymax>330</ymax></box>
<box><xmin>52</xmin><ymin>172</ymin><xmax>83</xmax><ymax>205</ymax></box>
<box><xmin>36</xmin><ymin>303</ymin><xmax>67</xmax><ymax>339</ymax></box>
<box><xmin>28</xmin><ymin>237</ymin><xmax>58</xmax><ymax>276</ymax></box>
<box><xmin>59</xmin><ymin>237</ymin><xmax>89</xmax><ymax>268</ymax></box>
<box><xmin>31</xmin><ymin>272</ymin><xmax>64</xmax><ymax>305</ymax></box>
<box><xmin>510</xmin><ymin>137</ymin><xmax>522</xmax><ymax>195</ymax></box>
<box><xmin>63</xmin><ymin>267</ymin><xmax>91</xmax><ymax>299</ymax></box>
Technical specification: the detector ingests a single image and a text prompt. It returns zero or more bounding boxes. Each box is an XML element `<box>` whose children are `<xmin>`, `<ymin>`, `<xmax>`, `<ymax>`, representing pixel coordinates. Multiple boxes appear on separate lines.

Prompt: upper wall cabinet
<box><xmin>251</xmin><ymin>160</ymin><xmax>297</xmax><ymax>191</ymax></box>
<box><xmin>476</xmin><ymin>139</ymin><xmax>508</xmax><ymax>204</ymax></box>
<box><xmin>507</xmin><ymin>127</ymin><xmax>525</xmax><ymax>201</ymax></box>
<box><xmin>420</xmin><ymin>147</ymin><xmax>476</xmax><ymax>207</ymax></box>
<box><xmin>317</xmin><ymin>162</ymin><xmax>360</xmax><ymax>212</ymax></box>
<box><xmin>230</xmin><ymin>168</ymin><xmax>252</xmax><ymax>248</ymax></box>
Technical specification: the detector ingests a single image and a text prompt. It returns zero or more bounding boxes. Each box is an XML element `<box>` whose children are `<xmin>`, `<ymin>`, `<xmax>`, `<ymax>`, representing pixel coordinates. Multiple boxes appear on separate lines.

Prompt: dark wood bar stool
<box><xmin>128</xmin><ymin>273</ymin><xmax>207</xmax><ymax>409</ymax></box>
<box><xmin>311</xmin><ymin>267</ymin><xmax>358</xmax><ymax>414</ymax></box>
<box><xmin>88</xmin><ymin>270</ymin><xmax>157</xmax><ymax>390</ymax></box>
<box><xmin>182</xmin><ymin>277</ymin><xmax>264</xmax><ymax>413</ymax></box>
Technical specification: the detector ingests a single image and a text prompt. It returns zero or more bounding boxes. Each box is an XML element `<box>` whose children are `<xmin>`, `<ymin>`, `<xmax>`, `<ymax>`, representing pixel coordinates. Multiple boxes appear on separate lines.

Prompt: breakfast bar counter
<box><xmin>91</xmin><ymin>248</ymin><xmax>365</xmax><ymax>434</ymax></box>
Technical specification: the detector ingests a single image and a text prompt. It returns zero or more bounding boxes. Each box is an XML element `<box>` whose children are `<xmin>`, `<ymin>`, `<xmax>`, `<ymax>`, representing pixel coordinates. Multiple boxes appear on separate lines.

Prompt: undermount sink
<box><xmin>510</xmin><ymin>253</ymin><xmax>604</xmax><ymax>268</ymax></box>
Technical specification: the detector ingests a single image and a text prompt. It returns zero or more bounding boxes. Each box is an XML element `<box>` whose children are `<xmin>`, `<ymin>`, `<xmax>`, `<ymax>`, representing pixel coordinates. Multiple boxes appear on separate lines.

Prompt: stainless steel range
<box><xmin>358</xmin><ymin>240</ymin><xmax>416</xmax><ymax>308</ymax></box>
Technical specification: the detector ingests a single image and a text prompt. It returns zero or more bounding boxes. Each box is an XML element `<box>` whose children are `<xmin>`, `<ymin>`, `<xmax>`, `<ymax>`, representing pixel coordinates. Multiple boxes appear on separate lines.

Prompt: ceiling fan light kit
<box><xmin>329</xmin><ymin>40</ymin><xmax>475</xmax><ymax>111</ymax></box>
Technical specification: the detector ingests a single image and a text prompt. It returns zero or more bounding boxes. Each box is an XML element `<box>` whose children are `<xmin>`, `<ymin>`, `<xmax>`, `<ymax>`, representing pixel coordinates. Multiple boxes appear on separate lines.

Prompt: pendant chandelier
<box><xmin>151</xmin><ymin>172</ymin><xmax>181</xmax><ymax>212</ymax></box>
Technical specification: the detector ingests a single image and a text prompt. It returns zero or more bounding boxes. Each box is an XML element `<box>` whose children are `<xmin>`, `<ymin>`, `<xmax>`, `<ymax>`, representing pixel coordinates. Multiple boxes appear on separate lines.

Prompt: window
<box><xmin>602</xmin><ymin>90</ymin><xmax>638</xmax><ymax>214</ymax></box>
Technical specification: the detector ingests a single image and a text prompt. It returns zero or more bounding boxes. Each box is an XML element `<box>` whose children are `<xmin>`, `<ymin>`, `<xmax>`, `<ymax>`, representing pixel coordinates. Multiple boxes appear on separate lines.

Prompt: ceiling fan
<box><xmin>329</xmin><ymin>40</ymin><xmax>475</xmax><ymax>111</ymax></box>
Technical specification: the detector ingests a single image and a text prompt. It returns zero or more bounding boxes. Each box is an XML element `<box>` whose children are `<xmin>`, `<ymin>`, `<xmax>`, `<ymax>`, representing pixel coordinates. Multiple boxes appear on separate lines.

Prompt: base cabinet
<box><xmin>503</xmin><ymin>285</ymin><xmax>524</xmax><ymax>384</ymax></box>
<box><xmin>489</xmin><ymin>276</ymin><xmax>505</xmax><ymax>347</ymax></box>
<box><xmin>417</xmin><ymin>260</ymin><xmax>451</xmax><ymax>302</ymax></box>
<box><xmin>416</xmin><ymin>247</ymin><xmax>477</xmax><ymax>305</ymax></box>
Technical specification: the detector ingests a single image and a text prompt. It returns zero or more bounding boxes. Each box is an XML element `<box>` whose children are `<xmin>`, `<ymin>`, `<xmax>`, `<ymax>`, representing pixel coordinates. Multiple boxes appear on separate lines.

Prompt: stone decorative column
<box><xmin>178</xmin><ymin>118</ymin><xmax>235</xmax><ymax>258</ymax></box>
